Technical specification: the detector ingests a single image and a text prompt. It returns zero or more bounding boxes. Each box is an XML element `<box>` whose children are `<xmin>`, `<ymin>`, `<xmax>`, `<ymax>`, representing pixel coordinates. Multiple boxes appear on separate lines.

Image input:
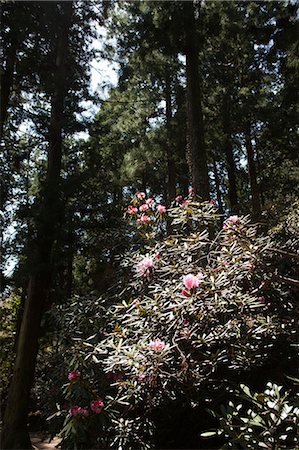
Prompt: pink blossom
<box><xmin>258</xmin><ymin>296</ymin><xmax>266</xmax><ymax>304</ymax></box>
<box><xmin>182</xmin><ymin>199</ymin><xmax>191</xmax><ymax>206</ymax></box>
<box><xmin>157</xmin><ymin>204</ymin><xmax>166</xmax><ymax>214</ymax></box>
<box><xmin>146</xmin><ymin>197</ymin><xmax>154</xmax><ymax>205</ymax></box>
<box><xmin>68</xmin><ymin>370</ymin><xmax>81</xmax><ymax>381</ymax></box>
<box><xmin>69</xmin><ymin>405</ymin><xmax>89</xmax><ymax>417</ymax></box>
<box><xmin>223</xmin><ymin>215</ymin><xmax>239</xmax><ymax>230</ymax></box>
<box><xmin>149</xmin><ymin>338</ymin><xmax>165</xmax><ymax>351</ymax></box>
<box><xmin>136</xmin><ymin>256</ymin><xmax>155</xmax><ymax>277</ymax></box>
<box><xmin>245</xmin><ymin>261</ymin><xmax>256</xmax><ymax>270</ymax></box>
<box><xmin>183</xmin><ymin>274</ymin><xmax>200</xmax><ymax>290</ymax></box>
<box><xmin>137</xmin><ymin>215</ymin><xmax>151</xmax><ymax>223</ymax></box>
<box><xmin>175</xmin><ymin>195</ymin><xmax>183</xmax><ymax>203</ymax></box>
<box><xmin>136</xmin><ymin>192</ymin><xmax>146</xmax><ymax>199</ymax></box>
<box><xmin>209</xmin><ymin>200</ymin><xmax>216</xmax><ymax>205</ymax></box>
<box><xmin>228</xmin><ymin>215</ymin><xmax>239</xmax><ymax>224</ymax></box>
<box><xmin>153</xmin><ymin>252</ymin><xmax>160</xmax><ymax>259</ymax></box>
<box><xmin>188</xmin><ymin>187</ymin><xmax>195</xmax><ymax>195</ymax></box>
<box><xmin>139</xmin><ymin>203</ymin><xmax>149</xmax><ymax>212</ymax></box>
<box><xmin>90</xmin><ymin>399</ymin><xmax>104</xmax><ymax>414</ymax></box>
<box><xmin>127</xmin><ymin>205</ymin><xmax>138</xmax><ymax>215</ymax></box>
<box><xmin>182</xmin><ymin>289</ymin><xmax>191</xmax><ymax>297</ymax></box>
<box><xmin>182</xmin><ymin>320</ymin><xmax>189</xmax><ymax>326</ymax></box>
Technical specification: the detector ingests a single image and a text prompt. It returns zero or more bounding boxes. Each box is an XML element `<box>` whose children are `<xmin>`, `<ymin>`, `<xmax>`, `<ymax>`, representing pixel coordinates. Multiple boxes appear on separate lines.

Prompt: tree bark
<box><xmin>244</xmin><ymin>123</ymin><xmax>262</xmax><ymax>221</ymax></box>
<box><xmin>222</xmin><ymin>92</ymin><xmax>239</xmax><ymax>214</ymax></box>
<box><xmin>212</xmin><ymin>158</ymin><xmax>224</xmax><ymax>216</ymax></box>
<box><xmin>165</xmin><ymin>71</ymin><xmax>176</xmax><ymax>202</ymax></box>
<box><xmin>1</xmin><ymin>3</ymin><xmax>73</xmax><ymax>448</ymax></box>
<box><xmin>183</xmin><ymin>0</ymin><xmax>210</xmax><ymax>200</ymax></box>
<box><xmin>0</xmin><ymin>35</ymin><xmax>17</xmax><ymax>140</ymax></box>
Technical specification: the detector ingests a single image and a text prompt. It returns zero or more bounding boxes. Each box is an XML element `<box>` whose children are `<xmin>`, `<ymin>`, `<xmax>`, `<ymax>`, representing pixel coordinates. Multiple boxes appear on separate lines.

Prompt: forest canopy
<box><xmin>0</xmin><ymin>1</ymin><xmax>298</xmax><ymax>449</ymax></box>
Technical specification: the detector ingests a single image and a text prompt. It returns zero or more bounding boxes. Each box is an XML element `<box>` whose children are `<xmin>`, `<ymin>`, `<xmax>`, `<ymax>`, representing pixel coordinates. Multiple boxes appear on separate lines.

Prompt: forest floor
<box><xmin>30</xmin><ymin>432</ymin><xmax>61</xmax><ymax>450</ymax></box>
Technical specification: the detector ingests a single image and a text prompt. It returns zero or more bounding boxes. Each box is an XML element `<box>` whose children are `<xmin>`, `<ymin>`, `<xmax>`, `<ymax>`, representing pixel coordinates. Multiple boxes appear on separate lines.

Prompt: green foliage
<box><xmin>202</xmin><ymin>381</ymin><xmax>299</xmax><ymax>449</ymax></box>
<box><xmin>0</xmin><ymin>292</ymin><xmax>21</xmax><ymax>401</ymax></box>
<box><xmin>73</xmin><ymin>199</ymin><xmax>297</xmax><ymax>448</ymax></box>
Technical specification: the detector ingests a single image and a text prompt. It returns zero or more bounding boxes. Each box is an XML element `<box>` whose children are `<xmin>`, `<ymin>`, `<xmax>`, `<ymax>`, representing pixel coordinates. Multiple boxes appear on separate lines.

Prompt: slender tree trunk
<box><xmin>1</xmin><ymin>4</ymin><xmax>73</xmax><ymax>448</ymax></box>
<box><xmin>212</xmin><ymin>158</ymin><xmax>224</xmax><ymax>216</ymax></box>
<box><xmin>244</xmin><ymin>123</ymin><xmax>262</xmax><ymax>221</ymax></box>
<box><xmin>222</xmin><ymin>92</ymin><xmax>239</xmax><ymax>214</ymax></box>
<box><xmin>183</xmin><ymin>0</ymin><xmax>209</xmax><ymax>200</ymax></box>
<box><xmin>165</xmin><ymin>72</ymin><xmax>176</xmax><ymax>203</ymax></box>
<box><xmin>0</xmin><ymin>37</ymin><xmax>17</xmax><ymax>140</ymax></box>
<box><xmin>253</xmin><ymin>131</ymin><xmax>265</xmax><ymax>207</ymax></box>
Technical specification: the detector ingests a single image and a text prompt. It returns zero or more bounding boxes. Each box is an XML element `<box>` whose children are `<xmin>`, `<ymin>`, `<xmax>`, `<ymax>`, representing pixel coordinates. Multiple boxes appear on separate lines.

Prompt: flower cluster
<box><xmin>66</xmin><ymin>371</ymin><xmax>104</xmax><ymax>420</ymax></box>
<box><xmin>69</xmin><ymin>399</ymin><xmax>104</xmax><ymax>417</ymax></box>
<box><xmin>148</xmin><ymin>338</ymin><xmax>165</xmax><ymax>351</ymax></box>
<box><xmin>68</xmin><ymin>370</ymin><xmax>81</xmax><ymax>381</ymax></box>
<box><xmin>223</xmin><ymin>215</ymin><xmax>239</xmax><ymax>230</ymax></box>
<box><xmin>90</xmin><ymin>399</ymin><xmax>104</xmax><ymax>414</ymax></box>
<box><xmin>136</xmin><ymin>256</ymin><xmax>154</xmax><ymax>277</ymax></box>
<box><xmin>124</xmin><ymin>192</ymin><xmax>167</xmax><ymax>229</ymax></box>
<box><xmin>69</xmin><ymin>405</ymin><xmax>89</xmax><ymax>417</ymax></box>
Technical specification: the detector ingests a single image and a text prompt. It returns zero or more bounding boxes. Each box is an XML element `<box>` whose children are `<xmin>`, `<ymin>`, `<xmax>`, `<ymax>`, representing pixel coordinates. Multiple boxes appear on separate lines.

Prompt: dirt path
<box><xmin>30</xmin><ymin>432</ymin><xmax>61</xmax><ymax>450</ymax></box>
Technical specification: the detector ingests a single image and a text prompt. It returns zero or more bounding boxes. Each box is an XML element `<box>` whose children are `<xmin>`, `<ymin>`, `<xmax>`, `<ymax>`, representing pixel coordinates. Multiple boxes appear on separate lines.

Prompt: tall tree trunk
<box><xmin>222</xmin><ymin>92</ymin><xmax>239</xmax><ymax>214</ymax></box>
<box><xmin>165</xmin><ymin>71</ymin><xmax>176</xmax><ymax>203</ymax></box>
<box><xmin>212</xmin><ymin>158</ymin><xmax>224</xmax><ymax>216</ymax></box>
<box><xmin>183</xmin><ymin>0</ymin><xmax>210</xmax><ymax>200</ymax></box>
<box><xmin>0</xmin><ymin>37</ymin><xmax>17</xmax><ymax>140</ymax></box>
<box><xmin>253</xmin><ymin>131</ymin><xmax>265</xmax><ymax>208</ymax></box>
<box><xmin>1</xmin><ymin>4</ymin><xmax>73</xmax><ymax>448</ymax></box>
<box><xmin>244</xmin><ymin>123</ymin><xmax>262</xmax><ymax>221</ymax></box>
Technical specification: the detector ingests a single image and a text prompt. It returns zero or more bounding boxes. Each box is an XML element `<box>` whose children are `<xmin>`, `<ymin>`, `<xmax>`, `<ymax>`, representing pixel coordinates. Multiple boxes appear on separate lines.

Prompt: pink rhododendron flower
<box><xmin>157</xmin><ymin>204</ymin><xmax>166</xmax><ymax>214</ymax></box>
<box><xmin>136</xmin><ymin>256</ymin><xmax>154</xmax><ymax>277</ymax></box>
<box><xmin>223</xmin><ymin>215</ymin><xmax>239</xmax><ymax>229</ymax></box>
<box><xmin>149</xmin><ymin>338</ymin><xmax>165</xmax><ymax>351</ymax></box>
<box><xmin>175</xmin><ymin>195</ymin><xmax>183</xmax><ymax>203</ymax></box>
<box><xmin>146</xmin><ymin>197</ymin><xmax>154</xmax><ymax>205</ymax></box>
<box><xmin>127</xmin><ymin>205</ymin><xmax>138</xmax><ymax>215</ymax></box>
<box><xmin>188</xmin><ymin>187</ymin><xmax>195</xmax><ymax>195</ymax></box>
<box><xmin>228</xmin><ymin>215</ymin><xmax>239</xmax><ymax>224</ymax></box>
<box><xmin>90</xmin><ymin>399</ymin><xmax>104</xmax><ymax>414</ymax></box>
<box><xmin>182</xmin><ymin>199</ymin><xmax>191</xmax><ymax>206</ymax></box>
<box><xmin>136</xmin><ymin>192</ymin><xmax>146</xmax><ymax>199</ymax></box>
<box><xmin>69</xmin><ymin>405</ymin><xmax>88</xmax><ymax>417</ymax></box>
<box><xmin>183</xmin><ymin>274</ymin><xmax>199</xmax><ymax>290</ymax></box>
<box><xmin>182</xmin><ymin>289</ymin><xmax>191</xmax><ymax>297</ymax></box>
<box><xmin>153</xmin><ymin>252</ymin><xmax>160</xmax><ymax>259</ymax></box>
<box><xmin>68</xmin><ymin>370</ymin><xmax>81</xmax><ymax>381</ymax></box>
<box><xmin>209</xmin><ymin>200</ymin><xmax>216</xmax><ymax>205</ymax></box>
<box><xmin>139</xmin><ymin>203</ymin><xmax>149</xmax><ymax>212</ymax></box>
<box><xmin>137</xmin><ymin>215</ymin><xmax>151</xmax><ymax>223</ymax></box>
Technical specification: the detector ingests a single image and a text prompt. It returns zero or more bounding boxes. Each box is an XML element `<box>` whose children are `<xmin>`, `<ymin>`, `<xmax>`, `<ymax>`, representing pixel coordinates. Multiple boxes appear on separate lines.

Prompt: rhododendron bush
<box><xmin>75</xmin><ymin>196</ymin><xmax>297</xmax><ymax>448</ymax></box>
<box><xmin>43</xmin><ymin>196</ymin><xmax>298</xmax><ymax>448</ymax></box>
